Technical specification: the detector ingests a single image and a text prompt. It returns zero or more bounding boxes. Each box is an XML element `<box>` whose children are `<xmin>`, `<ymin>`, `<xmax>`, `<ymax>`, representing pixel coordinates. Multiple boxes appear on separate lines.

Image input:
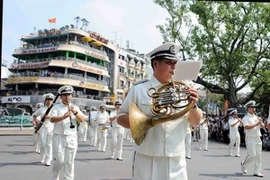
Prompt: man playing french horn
<box><xmin>117</xmin><ymin>42</ymin><xmax>202</xmax><ymax>180</ymax></box>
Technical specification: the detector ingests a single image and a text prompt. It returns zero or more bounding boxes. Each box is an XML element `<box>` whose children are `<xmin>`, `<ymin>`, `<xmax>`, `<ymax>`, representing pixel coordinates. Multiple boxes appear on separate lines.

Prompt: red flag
<box><xmin>48</xmin><ymin>18</ymin><xmax>56</xmax><ymax>23</ymax></box>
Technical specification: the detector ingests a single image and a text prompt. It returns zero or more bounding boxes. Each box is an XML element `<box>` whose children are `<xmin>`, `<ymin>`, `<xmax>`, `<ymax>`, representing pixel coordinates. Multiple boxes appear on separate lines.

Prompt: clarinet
<box><xmin>34</xmin><ymin>94</ymin><xmax>59</xmax><ymax>134</ymax></box>
<box><xmin>68</xmin><ymin>102</ymin><xmax>75</xmax><ymax>129</ymax></box>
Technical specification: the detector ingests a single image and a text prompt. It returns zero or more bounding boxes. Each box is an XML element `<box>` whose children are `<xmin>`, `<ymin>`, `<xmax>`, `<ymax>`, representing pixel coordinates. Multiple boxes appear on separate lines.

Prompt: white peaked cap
<box><xmin>146</xmin><ymin>42</ymin><xmax>181</xmax><ymax>61</ymax></box>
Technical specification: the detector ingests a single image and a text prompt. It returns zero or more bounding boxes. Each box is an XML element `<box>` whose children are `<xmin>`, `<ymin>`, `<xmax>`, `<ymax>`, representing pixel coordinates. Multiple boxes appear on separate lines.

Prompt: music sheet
<box><xmin>173</xmin><ymin>61</ymin><xmax>202</xmax><ymax>81</ymax></box>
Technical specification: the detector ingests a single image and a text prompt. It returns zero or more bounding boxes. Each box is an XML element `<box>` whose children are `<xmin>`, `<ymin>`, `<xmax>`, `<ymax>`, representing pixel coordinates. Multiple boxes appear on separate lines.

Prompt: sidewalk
<box><xmin>0</xmin><ymin>127</ymin><xmax>34</xmax><ymax>136</ymax></box>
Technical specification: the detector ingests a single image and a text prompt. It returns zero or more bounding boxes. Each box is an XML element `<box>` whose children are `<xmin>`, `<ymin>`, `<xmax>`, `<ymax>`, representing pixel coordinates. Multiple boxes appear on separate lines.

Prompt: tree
<box><xmin>74</xmin><ymin>16</ymin><xmax>80</xmax><ymax>29</ymax></box>
<box><xmin>81</xmin><ymin>18</ymin><xmax>89</xmax><ymax>30</ymax></box>
<box><xmin>154</xmin><ymin>0</ymin><xmax>270</xmax><ymax>108</ymax></box>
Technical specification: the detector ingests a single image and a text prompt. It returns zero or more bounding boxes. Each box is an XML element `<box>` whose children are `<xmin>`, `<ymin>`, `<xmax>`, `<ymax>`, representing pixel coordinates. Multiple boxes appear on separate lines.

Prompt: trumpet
<box><xmin>129</xmin><ymin>81</ymin><xmax>195</xmax><ymax>145</ymax></box>
<box><xmin>68</xmin><ymin>102</ymin><xmax>75</xmax><ymax>129</ymax></box>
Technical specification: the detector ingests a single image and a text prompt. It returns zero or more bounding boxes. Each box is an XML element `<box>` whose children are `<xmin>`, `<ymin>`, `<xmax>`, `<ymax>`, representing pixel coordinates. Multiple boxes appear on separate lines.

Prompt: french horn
<box><xmin>129</xmin><ymin>81</ymin><xmax>195</xmax><ymax>145</ymax></box>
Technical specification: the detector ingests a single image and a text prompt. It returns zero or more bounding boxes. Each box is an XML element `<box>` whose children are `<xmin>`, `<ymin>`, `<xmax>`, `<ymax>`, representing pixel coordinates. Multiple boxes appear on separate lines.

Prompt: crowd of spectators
<box><xmin>193</xmin><ymin>113</ymin><xmax>270</xmax><ymax>150</ymax></box>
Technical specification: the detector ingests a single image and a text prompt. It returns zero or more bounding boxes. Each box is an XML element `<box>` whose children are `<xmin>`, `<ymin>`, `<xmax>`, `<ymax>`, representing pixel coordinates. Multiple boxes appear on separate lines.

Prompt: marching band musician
<box><xmin>199</xmin><ymin>111</ymin><xmax>208</xmax><ymax>151</ymax></box>
<box><xmin>240</xmin><ymin>100</ymin><xmax>264</xmax><ymax>178</ymax></box>
<box><xmin>88</xmin><ymin>106</ymin><xmax>99</xmax><ymax>147</ymax></box>
<box><xmin>109</xmin><ymin>100</ymin><xmax>125</xmax><ymax>161</ymax></box>
<box><xmin>32</xmin><ymin>93</ymin><xmax>55</xmax><ymax>166</ymax></box>
<box><xmin>185</xmin><ymin>123</ymin><xmax>193</xmax><ymax>159</ymax></box>
<box><xmin>228</xmin><ymin>109</ymin><xmax>242</xmax><ymax>157</ymax></box>
<box><xmin>117</xmin><ymin>42</ymin><xmax>202</xmax><ymax>180</ymax></box>
<box><xmin>50</xmin><ymin>85</ymin><xmax>86</xmax><ymax>180</ymax></box>
<box><xmin>31</xmin><ymin>102</ymin><xmax>44</xmax><ymax>154</ymax></box>
<box><xmin>78</xmin><ymin>110</ymin><xmax>88</xmax><ymax>142</ymax></box>
<box><xmin>96</xmin><ymin>104</ymin><xmax>110</xmax><ymax>152</ymax></box>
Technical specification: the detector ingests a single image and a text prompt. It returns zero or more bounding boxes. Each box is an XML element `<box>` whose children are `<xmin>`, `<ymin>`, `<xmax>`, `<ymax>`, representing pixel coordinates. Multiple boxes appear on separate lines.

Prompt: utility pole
<box><xmin>0</xmin><ymin>0</ymin><xmax>3</xmax><ymax>82</ymax></box>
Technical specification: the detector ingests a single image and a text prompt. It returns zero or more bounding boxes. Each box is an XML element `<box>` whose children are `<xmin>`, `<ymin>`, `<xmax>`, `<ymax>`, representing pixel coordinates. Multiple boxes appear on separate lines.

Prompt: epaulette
<box><xmin>133</xmin><ymin>79</ymin><xmax>149</xmax><ymax>86</ymax></box>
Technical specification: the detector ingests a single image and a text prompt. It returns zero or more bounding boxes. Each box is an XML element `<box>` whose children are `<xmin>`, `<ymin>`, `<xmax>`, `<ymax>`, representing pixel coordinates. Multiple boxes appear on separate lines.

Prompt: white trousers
<box><xmin>111</xmin><ymin>127</ymin><xmax>125</xmax><ymax>159</ymax></box>
<box><xmin>242</xmin><ymin>136</ymin><xmax>263</xmax><ymax>175</ymax></box>
<box><xmin>78</xmin><ymin>123</ymin><xmax>88</xmax><ymax>142</ymax></box>
<box><xmin>199</xmin><ymin>129</ymin><xmax>208</xmax><ymax>150</ymax></box>
<box><xmin>97</xmin><ymin>129</ymin><xmax>108</xmax><ymax>151</ymax></box>
<box><xmin>39</xmin><ymin>127</ymin><xmax>53</xmax><ymax>164</ymax></box>
<box><xmin>228</xmin><ymin>133</ymin><xmax>240</xmax><ymax>156</ymax></box>
<box><xmin>185</xmin><ymin>131</ymin><xmax>192</xmax><ymax>157</ymax></box>
<box><xmin>89</xmin><ymin>125</ymin><xmax>98</xmax><ymax>146</ymax></box>
<box><xmin>132</xmin><ymin>152</ymin><xmax>188</xmax><ymax>180</ymax></box>
<box><xmin>52</xmin><ymin>134</ymin><xmax>78</xmax><ymax>180</ymax></box>
<box><xmin>33</xmin><ymin>133</ymin><xmax>40</xmax><ymax>152</ymax></box>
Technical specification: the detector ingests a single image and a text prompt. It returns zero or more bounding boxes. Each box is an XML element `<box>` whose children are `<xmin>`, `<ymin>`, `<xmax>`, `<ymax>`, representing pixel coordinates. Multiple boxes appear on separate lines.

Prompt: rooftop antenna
<box><xmin>113</xmin><ymin>31</ymin><xmax>117</xmax><ymax>44</ymax></box>
<box><xmin>126</xmin><ymin>40</ymin><xmax>130</xmax><ymax>49</ymax></box>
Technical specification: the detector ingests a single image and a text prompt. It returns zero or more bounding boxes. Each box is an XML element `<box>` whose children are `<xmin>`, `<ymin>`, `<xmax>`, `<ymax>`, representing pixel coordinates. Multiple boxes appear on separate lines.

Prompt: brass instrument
<box><xmin>129</xmin><ymin>81</ymin><xmax>195</xmax><ymax>145</ymax></box>
<box><xmin>98</xmin><ymin>123</ymin><xmax>110</xmax><ymax>130</ymax></box>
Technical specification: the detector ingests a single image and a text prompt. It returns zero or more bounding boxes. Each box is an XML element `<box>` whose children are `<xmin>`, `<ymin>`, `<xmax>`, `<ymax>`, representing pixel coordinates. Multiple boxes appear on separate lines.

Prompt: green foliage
<box><xmin>154</xmin><ymin>0</ymin><xmax>270</xmax><ymax>108</ymax></box>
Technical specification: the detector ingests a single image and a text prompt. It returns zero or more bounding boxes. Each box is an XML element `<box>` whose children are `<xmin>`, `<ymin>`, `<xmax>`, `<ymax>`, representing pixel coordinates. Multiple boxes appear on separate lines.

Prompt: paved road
<box><xmin>0</xmin><ymin>131</ymin><xmax>269</xmax><ymax>180</ymax></box>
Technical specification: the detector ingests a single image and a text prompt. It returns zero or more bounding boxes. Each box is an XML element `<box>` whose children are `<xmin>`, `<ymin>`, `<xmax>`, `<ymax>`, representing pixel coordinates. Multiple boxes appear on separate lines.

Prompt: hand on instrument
<box><xmin>188</xmin><ymin>88</ymin><xmax>199</xmax><ymax>104</ymax></box>
<box><xmin>63</xmin><ymin>111</ymin><xmax>72</xmax><ymax>118</ymax></box>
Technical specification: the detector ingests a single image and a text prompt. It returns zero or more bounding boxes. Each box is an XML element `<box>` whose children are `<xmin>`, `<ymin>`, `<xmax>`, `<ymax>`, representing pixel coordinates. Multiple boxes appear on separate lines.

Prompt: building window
<box><xmin>118</xmin><ymin>66</ymin><xmax>124</xmax><ymax>74</ymax></box>
<box><xmin>120</xmin><ymin>80</ymin><xmax>124</xmax><ymax>88</ymax></box>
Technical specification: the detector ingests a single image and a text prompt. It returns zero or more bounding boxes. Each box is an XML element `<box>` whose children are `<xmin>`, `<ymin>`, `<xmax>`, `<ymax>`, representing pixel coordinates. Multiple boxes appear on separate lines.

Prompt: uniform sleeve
<box><xmin>50</xmin><ymin>105</ymin><xmax>58</xmax><ymax>117</ymax></box>
<box><xmin>242</xmin><ymin>115</ymin><xmax>249</xmax><ymax>127</ymax></box>
<box><xmin>32</xmin><ymin>108</ymin><xmax>42</xmax><ymax>117</ymax></box>
<box><xmin>117</xmin><ymin>87</ymin><xmax>137</xmax><ymax>117</ymax></box>
<box><xmin>110</xmin><ymin>110</ymin><xmax>116</xmax><ymax>118</ymax></box>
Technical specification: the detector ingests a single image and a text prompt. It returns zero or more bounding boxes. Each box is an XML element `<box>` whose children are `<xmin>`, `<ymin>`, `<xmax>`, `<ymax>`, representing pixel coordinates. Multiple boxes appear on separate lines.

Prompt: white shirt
<box><xmin>228</xmin><ymin>117</ymin><xmax>240</xmax><ymax>135</ymax></box>
<box><xmin>33</xmin><ymin>106</ymin><xmax>54</xmax><ymax>132</ymax></box>
<box><xmin>50</xmin><ymin>102</ymin><xmax>82</xmax><ymax>135</ymax></box>
<box><xmin>118</xmin><ymin>76</ymin><xmax>189</xmax><ymax>157</ymax></box>
<box><xmin>242</xmin><ymin>113</ymin><xmax>261</xmax><ymax>137</ymax></box>
<box><xmin>200</xmin><ymin>118</ymin><xmax>208</xmax><ymax>130</ymax></box>
<box><xmin>110</xmin><ymin>110</ymin><xmax>122</xmax><ymax>128</ymax></box>
<box><xmin>96</xmin><ymin>111</ymin><xmax>109</xmax><ymax>124</ymax></box>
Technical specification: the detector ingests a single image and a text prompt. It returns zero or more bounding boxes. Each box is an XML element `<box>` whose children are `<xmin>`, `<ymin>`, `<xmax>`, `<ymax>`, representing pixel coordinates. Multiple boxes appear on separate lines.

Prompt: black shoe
<box><xmin>253</xmin><ymin>174</ymin><xmax>263</xmax><ymax>178</ymax></box>
<box><xmin>116</xmin><ymin>158</ymin><xmax>123</xmax><ymax>161</ymax></box>
<box><xmin>186</xmin><ymin>157</ymin><xmax>191</xmax><ymax>159</ymax></box>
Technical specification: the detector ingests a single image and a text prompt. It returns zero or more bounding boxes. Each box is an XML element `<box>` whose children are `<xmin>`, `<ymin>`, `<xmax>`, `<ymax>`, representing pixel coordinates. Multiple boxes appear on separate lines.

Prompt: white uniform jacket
<box><xmin>242</xmin><ymin>113</ymin><xmax>261</xmax><ymax>137</ymax></box>
<box><xmin>118</xmin><ymin>76</ymin><xmax>189</xmax><ymax>157</ymax></box>
<box><xmin>228</xmin><ymin>117</ymin><xmax>240</xmax><ymax>136</ymax></box>
<box><xmin>110</xmin><ymin>110</ymin><xmax>123</xmax><ymax>128</ymax></box>
<box><xmin>50</xmin><ymin>102</ymin><xmax>82</xmax><ymax>135</ymax></box>
<box><xmin>33</xmin><ymin>106</ymin><xmax>54</xmax><ymax>132</ymax></box>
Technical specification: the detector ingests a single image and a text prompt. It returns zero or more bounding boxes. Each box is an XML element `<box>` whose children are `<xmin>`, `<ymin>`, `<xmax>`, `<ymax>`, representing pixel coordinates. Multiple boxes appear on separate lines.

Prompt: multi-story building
<box><xmin>1</xmin><ymin>20</ymin><xmax>150</xmax><ymax>114</ymax></box>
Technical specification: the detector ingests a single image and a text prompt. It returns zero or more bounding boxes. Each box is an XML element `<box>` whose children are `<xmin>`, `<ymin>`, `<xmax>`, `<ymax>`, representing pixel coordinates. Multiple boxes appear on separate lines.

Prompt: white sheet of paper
<box><xmin>173</xmin><ymin>61</ymin><xmax>202</xmax><ymax>81</ymax></box>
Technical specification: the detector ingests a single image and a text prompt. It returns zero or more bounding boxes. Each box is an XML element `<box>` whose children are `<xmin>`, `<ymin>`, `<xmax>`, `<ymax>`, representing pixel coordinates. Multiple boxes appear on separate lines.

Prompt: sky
<box><xmin>2</xmin><ymin>0</ymin><xmax>169</xmax><ymax>66</ymax></box>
